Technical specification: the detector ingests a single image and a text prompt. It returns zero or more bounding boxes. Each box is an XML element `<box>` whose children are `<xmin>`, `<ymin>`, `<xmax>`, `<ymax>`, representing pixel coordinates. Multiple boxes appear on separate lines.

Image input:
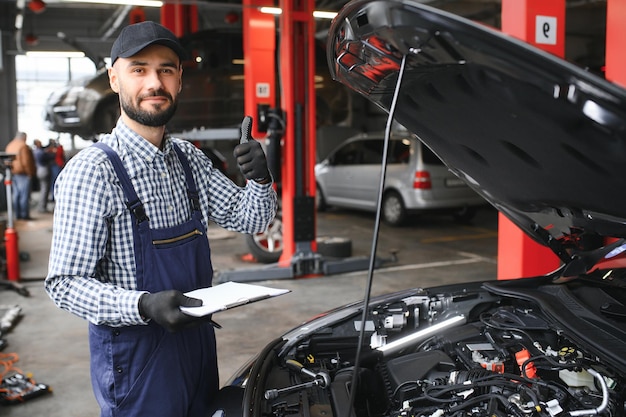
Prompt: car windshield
<box><xmin>421</xmin><ymin>143</ymin><xmax>444</xmax><ymax>166</ymax></box>
<box><xmin>332</xmin><ymin>138</ymin><xmax>413</xmax><ymax>165</ymax></box>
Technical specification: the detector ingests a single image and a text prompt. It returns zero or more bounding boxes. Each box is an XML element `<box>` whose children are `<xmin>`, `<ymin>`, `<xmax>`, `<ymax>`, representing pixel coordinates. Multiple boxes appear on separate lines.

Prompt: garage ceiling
<box><xmin>0</xmin><ymin>0</ymin><xmax>607</xmax><ymax>71</ymax></box>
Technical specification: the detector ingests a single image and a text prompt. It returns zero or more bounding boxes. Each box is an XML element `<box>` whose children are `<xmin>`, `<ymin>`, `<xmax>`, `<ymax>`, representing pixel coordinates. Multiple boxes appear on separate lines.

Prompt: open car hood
<box><xmin>327</xmin><ymin>0</ymin><xmax>626</xmax><ymax>274</ymax></box>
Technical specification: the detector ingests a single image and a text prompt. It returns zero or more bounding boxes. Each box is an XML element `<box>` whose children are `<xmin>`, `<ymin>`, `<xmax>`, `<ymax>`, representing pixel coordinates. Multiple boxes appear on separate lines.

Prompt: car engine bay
<box><xmin>255</xmin><ymin>286</ymin><xmax>625</xmax><ymax>417</ymax></box>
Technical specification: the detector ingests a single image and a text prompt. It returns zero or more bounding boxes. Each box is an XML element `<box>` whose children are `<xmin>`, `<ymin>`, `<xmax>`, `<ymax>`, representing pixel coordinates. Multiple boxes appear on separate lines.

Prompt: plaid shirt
<box><xmin>45</xmin><ymin>120</ymin><xmax>277</xmax><ymax>327</ymax></box>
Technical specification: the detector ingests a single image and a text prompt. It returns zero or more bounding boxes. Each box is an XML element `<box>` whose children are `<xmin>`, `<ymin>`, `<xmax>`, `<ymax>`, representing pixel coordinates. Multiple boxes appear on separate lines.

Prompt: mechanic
<box><xmin>44</xmin><ymin>21</ymin><xmax>277</xmax><ymax>417</ymax></box>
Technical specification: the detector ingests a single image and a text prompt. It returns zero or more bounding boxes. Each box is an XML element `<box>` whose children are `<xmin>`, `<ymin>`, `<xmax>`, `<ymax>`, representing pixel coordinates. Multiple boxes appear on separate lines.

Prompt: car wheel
<box><xmin>315</xmin><ymin>185</ymin><xmax>327</xmax><ymax>212</ymax></box>
<box><xmin>382</xmin><ymin>191</ymin><xmax>407</xmax><ymax>227</ymax></box>
<box><xmin>94</xmin><ymin>98</ymin><xmax>120</xmax><ymax>134</ymax></box>
<box><xmin>244</xmin><ymin>215</ymin><xmax>283</xmax><ymax>264</ymax></box>
<box><xmin>453</xmin><ymin>206</ymin><xmax>477</xmax><ymax>223</ymax></box>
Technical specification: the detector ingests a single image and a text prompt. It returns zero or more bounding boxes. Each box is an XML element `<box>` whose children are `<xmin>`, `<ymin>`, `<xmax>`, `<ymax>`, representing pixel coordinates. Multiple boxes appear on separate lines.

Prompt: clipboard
<box><xmin>180</xmin><ymin>281</ymin><xmax>291</xmax><ymax>317</ymax></box>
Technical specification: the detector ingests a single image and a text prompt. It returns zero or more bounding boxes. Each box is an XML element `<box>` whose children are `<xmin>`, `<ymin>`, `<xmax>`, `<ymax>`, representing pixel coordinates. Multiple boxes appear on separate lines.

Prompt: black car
<box><xmin>43</xmin><ymin>29</ymin><xmax>351</xmax><ymax>141</ymax></box>
<box><xmin>43</xmin><ymin>29</ymin><xmax>246</xmax><ymax>140</ymax></box>
<box><xmin>209</xmin><ymin>2</ymin><xmax>626</xmax><ymax>417</ymax></box>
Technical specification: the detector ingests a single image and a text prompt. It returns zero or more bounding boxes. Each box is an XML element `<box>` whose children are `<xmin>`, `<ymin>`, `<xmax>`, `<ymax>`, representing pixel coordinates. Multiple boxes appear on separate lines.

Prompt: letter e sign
<box><xmin>256</xmin><ymin>83</ymin><xmax>270</xmax><ymax>98</ymax></box>
<box><xmin>535</xmin><ymin>15</ymin><xmax>557</xmax><ymax>45</ymax></box>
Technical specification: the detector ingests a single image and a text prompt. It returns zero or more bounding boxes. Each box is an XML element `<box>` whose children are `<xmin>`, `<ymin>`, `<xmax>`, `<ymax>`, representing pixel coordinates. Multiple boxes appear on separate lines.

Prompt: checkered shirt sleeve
<box><xmin>44</xmin><ymin>122</ymin><xmax>277</xmax><ymax>327</ymax></box>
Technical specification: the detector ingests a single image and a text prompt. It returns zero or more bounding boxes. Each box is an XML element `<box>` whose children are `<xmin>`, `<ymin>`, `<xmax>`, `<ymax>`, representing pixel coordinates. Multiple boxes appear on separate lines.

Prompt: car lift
<box><xmin>216</xmin><ymin>0</ymin><xmax>394</xmax><ymax>283</ymax></box>
<box><xmin>159</xmin><ymin>0</ymin><xmax>394</xmax><ymax>284</ymax></box>
<box><xmin>0</xmin><ymin>153</ymin><xmax>29</xmax><ymax>296</ymax></box>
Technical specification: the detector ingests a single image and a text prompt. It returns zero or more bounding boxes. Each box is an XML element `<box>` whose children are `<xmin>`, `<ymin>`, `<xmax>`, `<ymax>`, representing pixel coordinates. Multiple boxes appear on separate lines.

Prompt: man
<box><xmin>5</xmin><ymin>131</ymin><xmax>36</xmax><ymax>220</ymax></box>
<box><xmin>48</xmin><ymin>138</ymin><xmax>66</xmax><ymax>202</ymax></box>
<box><xmin>33</xmin><ymin>139</ymin><xmax>55</xmax><ymax>213</ymax></box>
<box><xmin>45</xmin><ymin>21</ymin><xmax>277</xmax><ymax>417</ymax></box>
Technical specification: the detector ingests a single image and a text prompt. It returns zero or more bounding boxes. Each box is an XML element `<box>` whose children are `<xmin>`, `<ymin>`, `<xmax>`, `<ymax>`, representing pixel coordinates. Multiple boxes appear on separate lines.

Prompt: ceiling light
<box><xmin>15</xmin><ymin>14</ymin><xmax>23</xmax><ymax>30</ymax></box>
<box><xmin>312</xmin><ymin>11</ymin><xmax>337</xmax><ymax>19</ymax></box>
<box><xmin>25</xmin><ymin>51</ymin><xmax>86</xmax><ymax>58</ymax></box>
<box><xmin>259</xmin><ymin>7</ymin><xmax>337</xmax><ymax>19</ymax></box>
<box><xmin>58</xmin><ymin>0</ymin><xmax>162</xmax><ymax>7</ymax></box>
<box><xmin>259</xmin><ymin>7</ymin><xmax>281</xmax><ymax>15</ymax></box>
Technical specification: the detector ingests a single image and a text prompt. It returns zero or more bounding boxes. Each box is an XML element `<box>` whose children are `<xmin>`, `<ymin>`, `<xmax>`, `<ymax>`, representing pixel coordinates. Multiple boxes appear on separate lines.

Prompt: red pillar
<box><xmin>4</xmin><ymin>170</ymin><xmax>20</xmax><ymax>282</ymax></box>
<box><xmin>243</xmin><ymin>0</ymin><xmax>277</xmax><ymax>139</ymax></box>
<box><xmin>497</xmin><ymin>0</ymin><xmax>564</xmax><ymax>279</ymax></box>
<box><xmin>278</xmin><ymin>0</ymin><xmax>317</xmax><ymax>265</ymax></box>
<box><xmin>160</xmin><ymin>4</ymin><xmax>198</xmax><ymax>37</ymax></box>
<box><xmin>606</xmin><ymin>0</ymin><xmax>626</xmax><ymax>88</ymax></box>
<box><xmin>603</xmin><ymin>1</ymin><xmax>626</xmax><ymax>251</ymax></box>
<box><xmin>5</xmin><ymin>228</ymin><xmax>19</xmax><ymax>282</ymax></box>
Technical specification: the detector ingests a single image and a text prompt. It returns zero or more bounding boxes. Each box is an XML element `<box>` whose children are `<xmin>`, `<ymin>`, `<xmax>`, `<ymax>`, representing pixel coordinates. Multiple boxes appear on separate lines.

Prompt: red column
<box><xmin>243</xmin><ymin>0</ymin><xmax>276</xmax><ymax>139</ymax></box>
<box><xmin>4</xmin><ymin>172</ymin><xmax>20</xmax><ymax>281</ymax></box>
<box><xmin>603</xmin><ymin>1</ymin><xmax>626</xmax><ymax>250</ymax></box>
<box><xmin>497</xmin><ymin>0</ymin><xmax>564</xmax><ymax>279</ymax></box>
<box><xmin>606</xmin><ymin>0</ymin><xmax>626</xmax><ymax>88</ymax></box>
<box><xmin>160</xmin><ymin>4</ymin><xmax>198</xmax><ymax>37</ymax></box>
<box><xmin>278</xmin><ymin>0</ymin><xmax>317</xmax><ymax>264</ymax></box>
<box><xmin>5</xmin><ymin>227</ymin><xmax>19</xmax><ymax>281</ymax></box>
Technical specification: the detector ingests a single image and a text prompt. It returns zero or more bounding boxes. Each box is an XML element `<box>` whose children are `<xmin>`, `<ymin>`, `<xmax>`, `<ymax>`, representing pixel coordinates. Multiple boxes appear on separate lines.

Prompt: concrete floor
<box><xmin>0</xmin><ymin>203</ymin><xmax>498</xmax><ymax>416</ymax></box>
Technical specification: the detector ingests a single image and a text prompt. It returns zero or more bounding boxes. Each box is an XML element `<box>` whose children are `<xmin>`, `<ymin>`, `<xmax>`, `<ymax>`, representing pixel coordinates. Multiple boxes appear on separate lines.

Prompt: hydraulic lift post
<box><xmin>277</xmin><ymin>0</ymin><xmax>318</xmax><ymax>268</ymax></box>
<box><xmin>217</xmin><ymin>0</ymin><xmax>393</xmax><ymax>283</ymax></box>
<box><xmin>1</xmin><ymin>154</ymin><xmax>19</xmax><ymax>282</ymax></box>
<box><xmin>156</xmin><ymin>0</ymin><xmax>393</xmax><ymax>283</ymax></box>
<box><xmin>242</xmin><ymin>0</ymin><xmax>278</xmax><ymax>171</ymax></box>
<box><xmin>0</xmin><ymin>152</ymin><xmax>29</xmax><ymax>296</ymax></box>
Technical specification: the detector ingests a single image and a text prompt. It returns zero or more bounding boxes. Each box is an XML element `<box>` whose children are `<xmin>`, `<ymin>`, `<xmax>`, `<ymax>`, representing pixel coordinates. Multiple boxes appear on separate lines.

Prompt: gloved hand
<box><xmin>234</xmin><ymin>116</ymin><xmax>271</xmax><ymax>184</ymax></box>
<box><xmin>139</xmin><ymin>290</ymin><xmax>204</xmax><ymax>333</ymax></box>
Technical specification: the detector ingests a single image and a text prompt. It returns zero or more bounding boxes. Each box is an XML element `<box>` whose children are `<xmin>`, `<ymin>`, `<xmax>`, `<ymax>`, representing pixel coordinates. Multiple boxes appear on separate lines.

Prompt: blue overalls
<box><xmin>89</xmin><ymin>142</ymin><xmax>218</xmax><ymax>417</ymax></box>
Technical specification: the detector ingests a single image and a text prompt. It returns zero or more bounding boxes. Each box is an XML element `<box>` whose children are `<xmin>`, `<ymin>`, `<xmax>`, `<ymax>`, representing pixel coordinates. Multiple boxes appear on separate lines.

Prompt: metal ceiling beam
<box><xmin>0</xmin><ymin>0</ymin><xmax>607</xmax><ymax>56</ymax></box>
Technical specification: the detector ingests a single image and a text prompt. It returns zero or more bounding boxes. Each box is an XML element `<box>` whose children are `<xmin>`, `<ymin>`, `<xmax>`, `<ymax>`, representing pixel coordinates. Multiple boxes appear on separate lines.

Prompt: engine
<box><xmin>261</xmin><ymin>291</ymin><xmax>625</xmax><ymax>417</ymax></box>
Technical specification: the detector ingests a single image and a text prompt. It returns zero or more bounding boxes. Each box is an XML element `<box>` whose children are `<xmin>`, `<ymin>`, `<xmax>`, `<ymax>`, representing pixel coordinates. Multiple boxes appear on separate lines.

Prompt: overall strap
<box><xmin>171</xmin><ymin>142</ymin><xmax>201</xmax><ymax>213</ymax></box>
<box><xmin>92</xmin><ymin>142</ymin><xmax>148</xmax><ymax>223</ymax></box>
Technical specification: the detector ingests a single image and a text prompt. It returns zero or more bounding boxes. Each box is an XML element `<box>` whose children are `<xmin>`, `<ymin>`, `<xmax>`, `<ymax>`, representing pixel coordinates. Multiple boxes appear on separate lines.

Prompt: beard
<box><xmin>120</xmin><ymin>89</ymin><xmax>178</xmax><ymax>127</ymax></box>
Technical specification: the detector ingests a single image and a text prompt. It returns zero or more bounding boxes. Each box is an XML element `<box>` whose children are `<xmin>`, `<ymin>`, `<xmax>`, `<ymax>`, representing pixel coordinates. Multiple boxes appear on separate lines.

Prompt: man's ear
<box><xmin>109</xmin><ymin>67</ymin><xmax>119</xmax><ymax>93</ymax></box>
<box><xmin>178</xmin><ymin>66</ymin><xmax>183</xmax><ymax>93</ymax></box>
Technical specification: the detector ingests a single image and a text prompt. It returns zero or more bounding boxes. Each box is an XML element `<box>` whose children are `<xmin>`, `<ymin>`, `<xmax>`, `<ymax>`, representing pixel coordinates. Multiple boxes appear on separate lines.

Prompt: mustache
<box><xmin>139</xmin><ymin>90</ymin><xmax>173</xmax><ymax>102</ymax></box>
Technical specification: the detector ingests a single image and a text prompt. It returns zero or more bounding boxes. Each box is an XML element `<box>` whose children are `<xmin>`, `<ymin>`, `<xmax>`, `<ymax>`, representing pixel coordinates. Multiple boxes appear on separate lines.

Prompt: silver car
<box><xmin>315</xmin><ymin>131</ymin><xmax>485</xmax><ymax>226</ymax></box>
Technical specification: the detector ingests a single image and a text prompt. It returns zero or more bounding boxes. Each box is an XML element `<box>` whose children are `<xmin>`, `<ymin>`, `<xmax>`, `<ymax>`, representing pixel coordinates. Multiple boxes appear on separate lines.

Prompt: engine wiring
<box><xmin>263</xmin><ymin>291</ymin><xmax>624</xmax><ymax>417</ymax></box>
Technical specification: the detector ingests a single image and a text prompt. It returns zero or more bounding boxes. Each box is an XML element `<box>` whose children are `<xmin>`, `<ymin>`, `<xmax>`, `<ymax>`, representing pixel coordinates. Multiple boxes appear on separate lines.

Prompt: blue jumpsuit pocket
<box><xmin>90</xmin><ymin>324</ymin><xmax>172</xmax><ymax>414</ymax></box>
<box><xmin>110</xmin><ymin>325</ymin><xmax>167</xmax><ymax>409</ymax></box>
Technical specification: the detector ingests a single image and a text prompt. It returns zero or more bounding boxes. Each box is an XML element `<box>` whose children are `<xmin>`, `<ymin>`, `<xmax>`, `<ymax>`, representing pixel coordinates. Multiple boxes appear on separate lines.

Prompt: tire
<box><xmin>453</xmin><ymin>206</ymin><xmax>478</xmax><ymax>223</ymax></box>
<box><xmin>94</xmin><ymin>98</ymin><xmax>120</xmax><ymax>134</ymax></box>
<box><xmin>382</xmin><ymin>191</ymin><xmax>407</xmax><ymax>227</ymax></box>
<box><xmin>315</xmin><ymin>185</ymin><xmax>327</xmax><ymax>212</ymax></box>
<box><xmin>316</xmin><ymin>236</ymin><xmax>352</xmax><ymax>258</ymax></box>
<box><xmin>244</xmin><ymin>215</ymin><xmax>283</xmax><ymax>263</ymax></box>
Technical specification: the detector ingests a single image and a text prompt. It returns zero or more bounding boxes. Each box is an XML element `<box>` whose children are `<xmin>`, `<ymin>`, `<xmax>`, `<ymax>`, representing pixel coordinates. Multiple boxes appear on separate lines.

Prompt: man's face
<box><xmin>108</xmin><ymin>44</ymin><xmax>183</xmax><ymax>127</ymax></box>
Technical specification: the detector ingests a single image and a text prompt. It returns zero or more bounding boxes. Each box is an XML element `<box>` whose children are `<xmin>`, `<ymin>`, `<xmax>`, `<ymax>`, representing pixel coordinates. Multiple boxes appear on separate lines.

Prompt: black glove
<box><xmin>139</xmin><ymin>290</ymin><xmax>204</xmax><ymax>333</ymax></box>
<box><xmin>233</xmin><ymin>116</ymin><xmax>271</xmax><ymax>184</ymax></box>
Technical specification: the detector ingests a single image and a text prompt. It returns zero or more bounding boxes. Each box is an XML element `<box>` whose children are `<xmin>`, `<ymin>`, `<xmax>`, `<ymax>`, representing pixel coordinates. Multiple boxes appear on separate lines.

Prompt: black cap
<box><xmin>110</xmin><ymin>21</ymin><xmax>187</xmax><ymax>65</ymax></box>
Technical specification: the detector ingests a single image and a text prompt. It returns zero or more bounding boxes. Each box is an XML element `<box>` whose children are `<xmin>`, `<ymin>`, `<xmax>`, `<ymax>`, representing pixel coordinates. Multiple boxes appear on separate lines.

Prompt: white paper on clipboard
<box><xmin>180</xmin><ymin>281</ymin><xmax>291</xmax><ymax>317</ymax></box>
